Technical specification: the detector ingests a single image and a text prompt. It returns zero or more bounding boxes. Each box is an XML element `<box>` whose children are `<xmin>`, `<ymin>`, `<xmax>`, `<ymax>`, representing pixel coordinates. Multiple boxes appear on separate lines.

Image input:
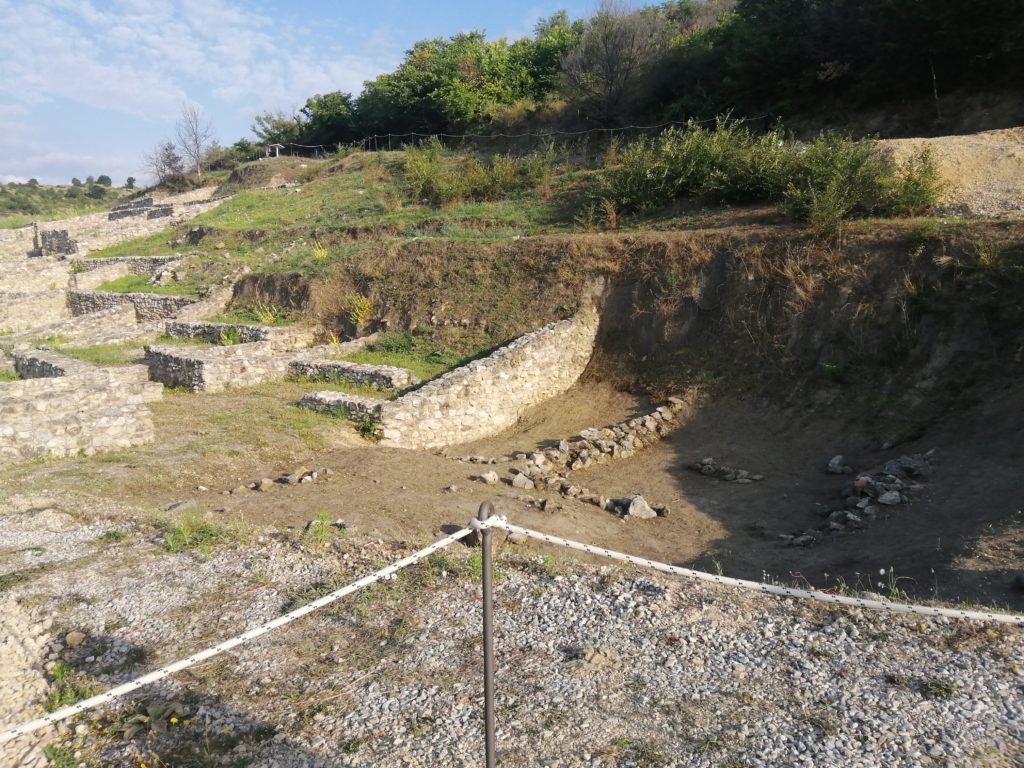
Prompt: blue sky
<box><xmin>0</xmin><ymin>0</ymin><xmax>592</xmax><ymax>185</ymax></box>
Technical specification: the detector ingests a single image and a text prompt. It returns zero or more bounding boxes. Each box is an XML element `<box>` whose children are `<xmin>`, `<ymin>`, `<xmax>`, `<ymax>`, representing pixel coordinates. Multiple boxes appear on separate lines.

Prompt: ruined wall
<box><xmin>67</xmin><ymin>290</ymin><xmax>196</xmax><ymax>321</ymax></box>
<box><xmin>0</xmin><ymin>257</ymin><xmax>71</xmax><ymax>293</ymax></box>
<box><xmin>0</xmin><ymin>291</ymin><xmax>71</xmax><ymax>332</ymax></box>
<box><xmin>143</xmin><ymin>341</ymin><xmax>292</xmax><ymax>392</ymax></box>
<box><xmin>1</xmin><ymin>350</ymin><xmax>163</xmax><ymax>464</ymax></box>
<box><xmin>377</xmin><ymin>308</ymin><xmax>599</xmax><ymax>449</ymax></box>
<box><xmin>163</xmin><ymin>320</ymin><xmax>316</xmax><ymax>351</ymax></box>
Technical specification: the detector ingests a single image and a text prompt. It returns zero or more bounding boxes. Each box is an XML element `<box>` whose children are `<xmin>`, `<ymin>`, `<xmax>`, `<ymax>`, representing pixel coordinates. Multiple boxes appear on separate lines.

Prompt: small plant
<box><xmin>251</xmin><ymin>299</ymin><xmax>283</xmax><ymax>326</ymax></box>
<box><xmin>160</xmin><ymin>512</ymin><xmax>233</xmax><ymax>557</ymax></box>
<box><xmin>218</xmin><ymin>327</ymin><xmax>242</xmax><ymax>346</ymax></box>
<box><xmin>98</xmin><ymin>529</ymin><xmax>127</xmax><ymax>544</ymax></box>
<box><xmin>310</xmin><ymin>239</ymin><xmax>328</xmax><ymax>261</ymax></box>
<box><xmin>347</xmin><ymin>294</ymin><xmax>372</xmax><ymax>332</ymax></box>
<box><xmin>300</xmin><ymin>511</ymin><xmax>333</xmax><ymax>551</ymax></box>
<box><xmin>920</xmin><ymin>676</ymin><xmax>960</xmax><ymax>699</ymax></box>
<box><xmin>356</xmin><ymin>414</ymin><xmax>379</xmax><ymax>440</ymax></box>
<box><xmin>43</xmin><ymin>745</ymin><xmax>77</xmax><ymax>768</ymax></box>
<box><xmin>340</xmin><ymin>736</ymin><xmax>364</xmax><ymax>754</ymax></box>
<box><xmin>45</xmin><ymin>663</ymin><xmax>98</xmax><ymax>712</ymax></box>
<box><xmin>372</xmin><ymin>332</ymin><xmax>413</xmax><ymax>353</ymax></box>
<box><xmin>0</xmin><ymin>371</ymin><xmax>18</xmax><ymax>382</ymax></box>
<box><xmin>118</xmin><ymin>700</ymin><xmax>188</xmax><ymax>738</ymax></box>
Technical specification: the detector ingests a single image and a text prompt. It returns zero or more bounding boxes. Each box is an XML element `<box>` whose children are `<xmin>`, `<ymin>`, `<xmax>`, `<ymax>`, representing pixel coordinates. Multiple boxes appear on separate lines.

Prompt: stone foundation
<box><xmin>288</xmin><ymin>359</ymin><xmax>419</xmax><ymax>390</ymax></box>
<box><xmin>163</xmin><ymin>320</ymin><xmax>316</xmax><ymax>351</ymax></box>
<box><xmin>67</xmin><ymin>290</ymin><xmax>197</xmax><ymax>321</ymax></box>
<box><xmin>0</xmin><ymin>291</ymin><xmax>71</xmax><ymax>333</ymax></box>
<box><xmin>299</xmin><ymin>309</ymin><xmax>600</xmax><ymax>449</ymax></box>
<box><xmin>1</xmin><ymin>350</ymin><xmax>163</xmax><ymax>464</ymax></box>
<box><xmin>143</xmin><ymin>341</ymin><xmax>292</xmax><ymax>392</ymax></box>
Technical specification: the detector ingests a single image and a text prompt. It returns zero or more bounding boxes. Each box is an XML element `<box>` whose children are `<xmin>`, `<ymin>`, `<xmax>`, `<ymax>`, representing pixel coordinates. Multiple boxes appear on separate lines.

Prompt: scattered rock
<box><xmin>479</xmin><ymin>471</ymin><xmax>500</xmax><ymax>486</ymax></box>
<box><xmin>64</xmin><ymin>631</ymin><xmax>86</xmax><ymax>647</ymax></box>
<box><xmin>877</xmin><ymin>490</ymin><xmax>902</xmax><ymax>506</ymax></box>
<box><xmin>444</xmin><ymin>485</ymin><xmax>459</xmax><ymax>493</ymax></box>
<box><xmin>512</xmin><ymin>474</ymin><xmax>535</xmax><ymax>490</ymax></box>
<box><xmin>254</xmin><ymin>478</ymin><xmax>275</xmax><ymax>492</ymax></box>
<box><xmin>827</xmin><ymin>455</ymin><xmax>853</xmax><ymax>474</ymax></box>
<box><xmin>688</xmin><ymin>457</ymin><xmax>765</xmax><ymax>483</ymax></box>
<box><xmin>162</xmin><ymin>499</ymin><xmax>197</xmax><ymax>513</ymax></box>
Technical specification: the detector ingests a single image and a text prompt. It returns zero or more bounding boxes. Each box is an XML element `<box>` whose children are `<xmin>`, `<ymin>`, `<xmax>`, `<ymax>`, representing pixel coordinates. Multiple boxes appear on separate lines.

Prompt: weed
<box><xmin>347</xmin><ymin>294</ymin><xmax>373</xmax><ymax>331</ymax></box>
<box><xmin>0</xmin><ymin>371</ymin><xmax>18</xmax><ymax>382</ymax></box>
<box><xmin>45</xmin><ymin>662</ymin><xmax>98</xmax><ymax>712</ymax></box>
<box><xmin>251</xmin><ymin>299</ymin><xmax>283</xmax><ymax>326</ymax></box>
<box><xmin>356</xmin><ymin>414</ymin><xmax>379</xmax><ymax>440</ymax></box>
<box><xmin>920</xmin><ymin>676</ymin><xmax>960</xmax><ymax>699</ymax></box>
<box><xmin>160</xmin><ymin>512</ymin><xmax>236</xmax><ymax>557</ymax></box>
<box><xmin>218</xmin><ymin>327</ymin><xmax>243</xmax><ymax>346</ymax></box>
<box><xmin>98</xmin><ymin>529</ymin><xmax>127</xmax><ymax>544</ymax></box>
<box><xmin>340</xmin><ymin>736</ymin><xmax>364</xmax><ymax>754</ymax></box>
<box><xmin>311</xmin><ymin>239</ymin><xmax>328</xmax><ymax>261</ymax></box>
<box><xmin>43</xmin><ymin>745</ymin><xmax>77</xmax><ymax>768</ymax></box>
<box><xmin>300</xmin><ymin>511</ymin><xmax>333</xmax><ymax>551</ymax></box>
<box><xmin>117</xmin><ymin>700</ymin><xmax>188</xmax><ymax>738</ymax></box>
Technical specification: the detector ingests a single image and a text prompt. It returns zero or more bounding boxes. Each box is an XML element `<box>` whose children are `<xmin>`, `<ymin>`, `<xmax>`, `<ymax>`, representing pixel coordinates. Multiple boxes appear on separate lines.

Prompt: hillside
<box><xmin>0</xmin><ymin>126</ymin><xmax>1022</xmax><ymax>767</ymax></box>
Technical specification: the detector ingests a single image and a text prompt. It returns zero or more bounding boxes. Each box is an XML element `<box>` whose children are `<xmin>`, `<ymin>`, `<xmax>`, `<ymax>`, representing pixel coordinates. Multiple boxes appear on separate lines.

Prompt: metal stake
<box><xmin>478</xmin><ymin>501</ymin><xmax>497</xmax><ymax>768</ymax></box>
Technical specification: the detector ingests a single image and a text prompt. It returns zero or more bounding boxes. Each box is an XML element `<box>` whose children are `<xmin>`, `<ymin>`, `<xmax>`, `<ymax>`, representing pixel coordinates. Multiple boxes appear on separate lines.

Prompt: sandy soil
<box><xmin>3</xmin><ymin>379</ymin><xmax>1020</xmax><ymax>612</ymax></box>
<box><xmin>883</xmin><ymin>127</ymin><xmax>1024</xmax><ymax>216</ymax></box>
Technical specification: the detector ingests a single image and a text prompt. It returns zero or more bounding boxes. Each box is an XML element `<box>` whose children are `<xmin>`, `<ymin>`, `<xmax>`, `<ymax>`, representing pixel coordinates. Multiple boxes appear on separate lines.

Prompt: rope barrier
<box><xmin>490</xmin><ymin>520</ymin><xmax>1024</xmax><ymax>626</ymax></box>
<box><xmin>4</xmin><ymin>512</ymin><xmax>1019</xmax><ymax>747</ymax></box>
<box><xmin>0</xmin><ymin>518</ymin><xmax>503</xmax><ymax>746</ymax></box>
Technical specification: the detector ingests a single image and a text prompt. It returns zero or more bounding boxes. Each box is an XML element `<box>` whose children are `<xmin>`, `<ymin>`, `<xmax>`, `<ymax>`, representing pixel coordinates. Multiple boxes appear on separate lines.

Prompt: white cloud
<box><xmin>0</xmin><ymin>0</ymin><xmax>398</xmax><ymax>120</ymax></box>
<box><xmin>1</xmin><ymin>175</ymin><xmax>30</xmax><ymax>184</ymax></box>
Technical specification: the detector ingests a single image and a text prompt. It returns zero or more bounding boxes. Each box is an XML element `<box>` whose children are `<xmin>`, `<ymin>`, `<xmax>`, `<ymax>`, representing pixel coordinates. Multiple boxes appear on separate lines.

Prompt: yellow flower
<box><xmin>169</xmin><ymin>717</ymin><xmax>179</xmax><ymax>725</ymax></box>
<box><xmin>183</xmin><ymin>719</ymin><xmax>191</xmax><ymax>726</ymax></box>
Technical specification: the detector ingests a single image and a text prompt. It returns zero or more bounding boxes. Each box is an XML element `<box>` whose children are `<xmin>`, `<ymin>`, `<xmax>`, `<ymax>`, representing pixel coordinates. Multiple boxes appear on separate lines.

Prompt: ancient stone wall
<box><xmin>376</xmin><ymin>308</ymin><xmax>599</xmax><ymax>449</ymax></box>
<box><xmin>1</xmin><ymin>351</ymin><xmax>162</xmax><ymax>464</ymax></box>
<box><xmin>67</xmin><ymin>290</ymin><xmax>197</xmax><ymax>321</ymax></box>
<box><xmin>0</xmin><ymin>291</ymin><xmax>71</xmax><ymax>333</ymax></box>
<box><xmin>144</xmin><ymin>341</ymin><xmax>292</xmax><ymax>392</ymax></box>
<box><xmin>289</xmin><ymin>359</ymin><xmax>419</xmax><ymax>390</ymax></box>
<box><xmin>0</xmin><ymin>257</ymin><xmax>71</xmax><ymax>293</ymax></box>
<box><xmin>163</xmin><ymin>320</ymin><xmax>316</xmax><ymax>351</ymax></box>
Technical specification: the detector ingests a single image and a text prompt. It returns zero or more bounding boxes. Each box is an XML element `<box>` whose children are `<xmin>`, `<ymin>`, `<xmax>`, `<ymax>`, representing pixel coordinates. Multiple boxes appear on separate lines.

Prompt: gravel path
<box><xmin>0</xmin><ymin>494</ymin><xmax>1021</xmax><ymax>767</ymax></box>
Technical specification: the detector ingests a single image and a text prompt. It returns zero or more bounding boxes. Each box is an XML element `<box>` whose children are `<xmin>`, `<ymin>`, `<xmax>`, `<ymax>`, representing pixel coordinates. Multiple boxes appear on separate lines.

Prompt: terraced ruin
<box><xmin>1</xmin><ymin>132</ymin><xmax>1022</xmax><ymax>767</ymax></box>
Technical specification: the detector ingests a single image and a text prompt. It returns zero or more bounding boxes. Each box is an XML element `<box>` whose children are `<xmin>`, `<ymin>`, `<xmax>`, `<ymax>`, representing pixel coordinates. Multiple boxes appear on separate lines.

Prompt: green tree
<box><xmin>96</xmin><ymin>174</ymin><xmax>112</xmax><ymax>186</ymax></box>
<box><xmin>298</xmin><ymin>91</ymin><xmax>357</xmax><ymax>145</ymax></box>
<box><xmin>562</xmin><ymin>1</ymin><xmax>672</xmax><ymax>123</ymax></box>
<box><xmin>251</xmin><ymin>110</ymin><xmax>303</xmax><ymax>145</ymax></box>
<box><xmin>70</xmin><ymin>177</ymin><xmax>82</xmax><ymax>186</ymax></box>
<box><xmin>125</xmin><ymin>177</ymin><xmax>136</xmax><ymax>189</ymax></box>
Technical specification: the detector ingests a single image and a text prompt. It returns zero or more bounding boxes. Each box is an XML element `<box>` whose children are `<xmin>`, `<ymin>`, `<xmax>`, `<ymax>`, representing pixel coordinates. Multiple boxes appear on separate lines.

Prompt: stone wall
<box><xmin>67</xmin><ymin>290</ymin><xmax>197</xmax><ymax>321</ymax></box>
<box><xmin>0</xmin><ymin>291</ymin><xmax>71</xmax><ymax>333</ymax></box>
<box><xmin>163</xmin><ymin>320</ymin><xmax>316</xmax><ymax>351</ymax></box>
<box><xmin>144</xmin><ymin>341</ymin><xmax>292</xmax><ymax>392</ymax></box>
<box><xmin>289</xmin><ymin>359</ymin><xmax>419</xmax><ymax>390</ymax></box>
<box><xmin>73</xmin><ymin>256</ymin><xmax>184</xmax><ymax>291</ymax></box>
<box><xmin>1</xmin><ymin>350</ymin><xmax>163</xmax><ymax>465</ymax></box>
<box><xmin>0</xmin><ymin>257</ymin><xmax>71</xmax><ymax>293</ymax></box>
<box><xmin>376</xmin><ymin>308</ymin><xmax>599</xmax><ymax>449</ymax></box>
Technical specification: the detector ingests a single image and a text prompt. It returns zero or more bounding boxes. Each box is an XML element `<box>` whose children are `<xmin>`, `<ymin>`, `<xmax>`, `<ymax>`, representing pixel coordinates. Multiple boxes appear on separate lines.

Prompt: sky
<box><xmin>0</xmin><ymin>0</ymin><xmax>592</xmax><ymax>185</ymax></box>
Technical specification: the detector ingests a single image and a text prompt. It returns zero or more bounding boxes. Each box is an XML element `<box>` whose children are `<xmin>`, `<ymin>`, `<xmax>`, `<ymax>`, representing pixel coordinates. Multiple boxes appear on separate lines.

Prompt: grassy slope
<box><xmin>0</xmin><ymin>184</ymin><xmax>136</xmax><ymax>229</ymax></box>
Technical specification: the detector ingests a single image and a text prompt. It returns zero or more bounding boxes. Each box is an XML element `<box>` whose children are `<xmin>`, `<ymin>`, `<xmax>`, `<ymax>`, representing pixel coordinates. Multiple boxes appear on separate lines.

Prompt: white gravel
<box><xmin>0</xmin><ymin>494</ymin><xmax>1021</xmax><ymax>768</ymax></box>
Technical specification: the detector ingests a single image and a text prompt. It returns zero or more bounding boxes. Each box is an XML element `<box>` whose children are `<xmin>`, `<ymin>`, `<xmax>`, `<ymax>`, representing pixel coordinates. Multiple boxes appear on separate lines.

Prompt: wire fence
<box><xmin>2</xmin><ymin>505</ymin><xmax>1021</xmax><ymax>753</ymax></box>
<box><xmin>245</xmin><ymin>114</ymin><xmax>774</xmax><ymax>160</ymax></box>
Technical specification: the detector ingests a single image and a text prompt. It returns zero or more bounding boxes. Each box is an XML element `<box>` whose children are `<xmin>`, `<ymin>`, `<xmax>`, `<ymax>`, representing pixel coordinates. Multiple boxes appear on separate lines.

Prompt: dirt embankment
<box><xmin>883</xmin><ymin>127</ymin><xmax>1024</xmax><ymax>216</ymax></box>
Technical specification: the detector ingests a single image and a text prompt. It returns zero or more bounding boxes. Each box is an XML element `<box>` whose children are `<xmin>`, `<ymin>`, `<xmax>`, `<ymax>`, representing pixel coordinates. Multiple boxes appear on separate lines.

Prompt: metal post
<box><xmin>477</xmin><ymin>501</ymin><xmax>497</xmax><ymax>768</ymax></box>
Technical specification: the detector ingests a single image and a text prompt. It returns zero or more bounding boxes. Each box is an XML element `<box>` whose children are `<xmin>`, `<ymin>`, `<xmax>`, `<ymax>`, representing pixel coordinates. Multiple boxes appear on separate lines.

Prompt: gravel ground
<box><xmin>0</xmin><ymin>494</ymin><xmax>1021</xmax><ymax>768</ymax></box>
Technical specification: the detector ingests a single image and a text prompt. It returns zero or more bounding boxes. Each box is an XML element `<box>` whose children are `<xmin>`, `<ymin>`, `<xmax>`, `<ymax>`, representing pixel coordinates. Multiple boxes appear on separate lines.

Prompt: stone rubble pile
<box><xmin>686</xmin><ymin>456</ymin><xmax>766</xmax><ymax>483</ymax></box>
<box><xmin>780</xmin><ymin>450</ymin><xmax>936</xmax><ymax>546</ymax></box>
<box><xmin>456</xmin><ymin>397</ymin><xmax>688</xmax><ymax>470</ymax></box>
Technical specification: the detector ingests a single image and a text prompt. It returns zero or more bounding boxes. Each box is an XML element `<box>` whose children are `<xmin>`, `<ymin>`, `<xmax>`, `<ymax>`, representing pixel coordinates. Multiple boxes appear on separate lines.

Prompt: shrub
<box><xmin>372</xmin><ymin>332</ymin><xmax>414</xmax><ymax>353</ymax></box>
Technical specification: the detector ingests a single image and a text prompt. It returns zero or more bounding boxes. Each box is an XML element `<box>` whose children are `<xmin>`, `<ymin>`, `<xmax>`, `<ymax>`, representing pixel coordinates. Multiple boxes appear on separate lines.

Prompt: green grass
<box><xmin>44</xmin><ymin>662</ymin><xmax>99</xmax><ymax>712</ymax></box>
<box><xmin>0</xmin><ymin>183</ymin><xmax>134</xmax><ymax>229</ymax></box>
<box><xmin>340</xmin><ymin>348</ymin><xmax>458</xmax><ymax>382</ymax></box>
<box><xmin>54</xmin><ymin>341</ymin><xmax>145</xmax><ymax>367</ymax></box>
<box><xmin>0</xmin><ymin>371</ymin><xmax>18</xmax><ymax>382</ymax></box>
<box><xmin>93</xmin><ymin>274</ymin><xmax>197</xmax><ymax>295</ymax></box>
<box><xmin>159</xmin><ymin>511</ymin><xmax>239</xmax><ymax>556</ymax></box>
<box><xmin>286</xmin><ymin>374</ymin><xmax>397</xmax><ymax>400</ymax></box>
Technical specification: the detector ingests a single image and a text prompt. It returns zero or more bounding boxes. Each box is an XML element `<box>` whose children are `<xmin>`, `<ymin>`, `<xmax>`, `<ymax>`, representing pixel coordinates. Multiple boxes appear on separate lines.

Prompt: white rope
<box><xmin>492</xmin><ymin>521</ymin><xmax>1024</xmax><ymax>626</ymax></box>
<box><xmin>0</xmin><ymin>518</ymin><xmax>504</xmax><ymax>746</ymax></box>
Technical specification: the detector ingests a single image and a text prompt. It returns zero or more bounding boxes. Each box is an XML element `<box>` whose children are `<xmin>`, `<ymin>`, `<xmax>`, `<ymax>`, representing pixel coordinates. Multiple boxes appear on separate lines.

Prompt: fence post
<box><xmin>477</xmin><ymin>501</ymin><xmax>497</xmax><ymax>768</ymax></box>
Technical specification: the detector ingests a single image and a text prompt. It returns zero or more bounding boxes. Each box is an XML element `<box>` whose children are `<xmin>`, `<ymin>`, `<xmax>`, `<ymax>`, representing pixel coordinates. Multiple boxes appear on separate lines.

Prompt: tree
<box><xmin>251</xmin><ymin>110</ymin><xmax>302</xmax><ymax>145</ymax></box>
<box><xmin>125</xmin><ymin>177</ymin><xmax>136</xmax><ymax>189</ymax></box>
<box><xmin>176</xmin><ymin>102</ymin><xmax>214</xmax><ymax>179</ymax></box>
<box><xmin>27</xmin><ymin>178</ymin><xmax>38</xmax><ymax>186</ymax></box>
<box><xmin>71</xmin><ymin>177</ymin><xmax>82</xmax><ymax>186</ymax></box>
<box><xmin>299</xmin><ymin>92</ymin><xmax>357</xmax><ymax>146</ymax></box>
<box><xmin>143</xmin><ymin>141</ymin><xmax>185</xmax><ymax>185</ymax></box>
<box><xmin>562</xmin><ymin>1</ymin><xmax>672</xmax><ymax>123</ymax></box>
<box><xmin>96</xmin><ymin>175</ymin><xmax>112</xmax><ymax>186</ymax></box>
<box><xmin>85</xmin><ymin>175</ymin><xmax>95</xmax><ymax>184</ymax></box>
